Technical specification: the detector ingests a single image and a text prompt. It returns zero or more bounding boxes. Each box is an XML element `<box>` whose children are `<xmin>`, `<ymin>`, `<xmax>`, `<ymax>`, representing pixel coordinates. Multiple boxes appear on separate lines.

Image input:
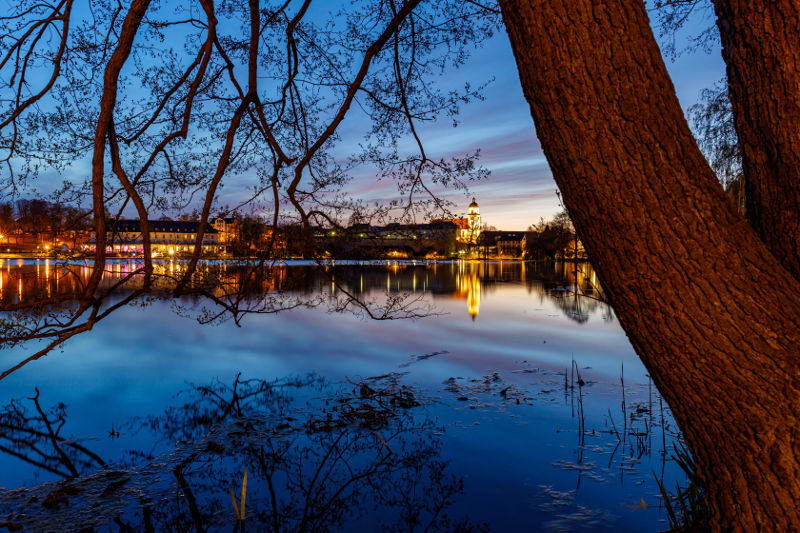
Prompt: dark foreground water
<box><xmin>0</xmin><ymin>259</ymin><xmax>685</xmax><ymax>531</ymax></box>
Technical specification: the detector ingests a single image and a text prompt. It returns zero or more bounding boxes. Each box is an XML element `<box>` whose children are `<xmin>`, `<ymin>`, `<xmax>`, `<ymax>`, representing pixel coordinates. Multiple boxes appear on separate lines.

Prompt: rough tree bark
<box><xmin>712</xmin><ymin>1</ymin><xmax>800</xmax><ymax>282</ymax></box>
<box><xmin>499</xmin><ymin>0</ymin><xmax>800</xmax><ymax>530</ymax></box>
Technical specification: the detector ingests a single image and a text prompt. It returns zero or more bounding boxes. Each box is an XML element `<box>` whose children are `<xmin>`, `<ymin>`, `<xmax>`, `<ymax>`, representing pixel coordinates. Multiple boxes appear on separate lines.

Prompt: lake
<box><xmin>0</xmin><ymin>259</ymin><xmax>686</xmax><ymax>531</ymax></box>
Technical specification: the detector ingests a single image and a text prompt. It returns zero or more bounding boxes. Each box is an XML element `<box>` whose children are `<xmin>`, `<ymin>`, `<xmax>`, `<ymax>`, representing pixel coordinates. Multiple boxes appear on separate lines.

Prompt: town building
<box><xmin>478</xmin><ymin>231</ymin><xmax>527</xmax><ymax>257</ymax></box>
<box><xmin>84</xmin><ymin>219</ymin><xmax>220</xmax><ymax>256</ymax></box>
<box><xmin>465</xmin><ymin>197</ymin><xmax>481</xmax><ymax>243</ymax></box>
<box><xmin>556</xmin><ymin>237</ymin><xmax>588</xmax><ymax>260</ymax></box>
<box><xmin>438</xmin><ymin>197</ymin><xmax>482</xmax><ymax>244</ymax></box>
<box><xmin>212</xmin><ymin>217</ymin><xmax>239</xmax><ymax>254</ymax></box>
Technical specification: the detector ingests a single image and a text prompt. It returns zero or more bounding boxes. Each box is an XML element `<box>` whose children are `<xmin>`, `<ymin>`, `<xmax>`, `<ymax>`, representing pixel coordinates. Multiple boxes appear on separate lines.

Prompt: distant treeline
<box><xmin>0</xmin><ymin>199</ymin><xmax>91</xmax><ymax>249</ymax></box>
<box><xmin>522</xmin><ymin>208</ymin><xmax>583</xmax><ymax>260</ymax></box>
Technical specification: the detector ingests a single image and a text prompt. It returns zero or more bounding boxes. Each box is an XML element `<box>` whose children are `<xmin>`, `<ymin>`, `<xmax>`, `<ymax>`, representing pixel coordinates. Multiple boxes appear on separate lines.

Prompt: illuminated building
<box><xmin>212</xmin><ymin>217</ymin><xmax>239</xmax><ymax>254</ymax></box>
<box><xmin>478</xmin><ymin>231</ymin><xmax>526</xmax><ymax>257</ymax></box>
<box><xmin>83</xmin><ymin>219</ymin><xmax>220</xmax><ymax>255</ymax></box>
<box><xmin>555</xmin><ymin>237</ymin><xmax>588</xmax><ymax>260</ymax></box>
<box><xmin>442</xmin><ymin>197</ymin><xmax>482</xmax><ymax>244</ymax></box>
<box><xmin>466</xmin><ymin>197</ymin><xmax>481</xmax><ymax>243</ymax></box>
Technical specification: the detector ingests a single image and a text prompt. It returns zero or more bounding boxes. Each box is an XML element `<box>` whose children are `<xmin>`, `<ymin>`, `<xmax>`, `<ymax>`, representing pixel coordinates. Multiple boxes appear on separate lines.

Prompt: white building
<box><xmin>455</xmin><ymin>197</ymin><xmax>482</xmax><ymax>244</ymax></box>
<box><xmin>84</xmin><ymin>219</ymin><xmax>220</xmax><ymax>255</ymax></box>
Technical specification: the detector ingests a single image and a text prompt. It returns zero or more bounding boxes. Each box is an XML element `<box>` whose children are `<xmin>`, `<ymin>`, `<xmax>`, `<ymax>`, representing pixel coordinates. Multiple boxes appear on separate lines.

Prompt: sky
<box><xmin>14</xmin><ymin>2</ymin><xmax>726</xmax><ymax>231</ymax></box>
<box><xmin>262</xmin><ymin>3</ymin><xmax>724</xmax><ymax>230</ymax></box>
<box><xmin>329</xmin><ymin>7</ymin><xmax>726</xmax><ymax>231</ymax></box>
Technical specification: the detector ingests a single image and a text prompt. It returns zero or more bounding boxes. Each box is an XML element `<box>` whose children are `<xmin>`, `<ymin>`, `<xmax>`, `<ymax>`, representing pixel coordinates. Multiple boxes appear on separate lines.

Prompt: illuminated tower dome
<box><xmin>467</xmin><ymin>197</ymin><xmax>481</xmax><ymax>243</ymax></box>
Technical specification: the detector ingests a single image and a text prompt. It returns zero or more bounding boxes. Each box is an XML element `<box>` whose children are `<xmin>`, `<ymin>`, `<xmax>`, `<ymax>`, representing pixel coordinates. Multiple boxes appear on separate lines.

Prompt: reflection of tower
<box><xmin>467</xmin><ymin>197</ymin><xmax>481</xmax><ymax>244</ymax></box>
<box><xmin>456</xmin><ymin>265</ymin><xmax>481</xmax><ymax>321</ymax></box>
<box><xmin>467</xmin><ymin>272</ymin><xmax>481</xmax><ymax>321</ymax></box>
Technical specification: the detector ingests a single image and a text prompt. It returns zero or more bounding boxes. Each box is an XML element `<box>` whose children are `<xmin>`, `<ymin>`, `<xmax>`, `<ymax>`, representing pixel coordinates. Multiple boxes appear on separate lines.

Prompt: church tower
<box><xmin>467</xmin><ymin>197</ymin><xmax>481</xmax><ymax>243</ymax></box>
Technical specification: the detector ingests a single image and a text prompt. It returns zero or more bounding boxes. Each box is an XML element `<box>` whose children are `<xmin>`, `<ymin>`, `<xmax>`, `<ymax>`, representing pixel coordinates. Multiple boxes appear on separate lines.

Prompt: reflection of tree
<box><xmin>0</xmin><ymin>375</ymin><xmax>485</xmax><ymax>532</ymax></box>
<box><xmin>0</xmin><ymin>388</ymin><xmax>105</xmax><ymax>480</ymax></box>
<box><xmin>0</xmin><ymin>261</ymin><xmax>435</xmax><ymax>379</ymax></box>
<box><xmin>0</xmin><ymin>259</ymin><xmax>613</xmax><ymax>385</ymax></box>
<box><xmin>544</xmin><ymin>261</ymin><xmax>611</xmax><ymax>324</ymax></box>
<box><xmin>550</xmin><ymin>291</ymin><xmax>589</xmax><ymax>325</ymax></box>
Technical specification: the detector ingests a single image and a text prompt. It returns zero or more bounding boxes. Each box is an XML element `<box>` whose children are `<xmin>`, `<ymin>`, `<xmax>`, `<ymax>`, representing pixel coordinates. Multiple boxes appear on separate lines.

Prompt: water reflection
<box><xmin>0</xmin><ymin>259</ymin><xmax>688</xmax><ymax>531</ymax></box>
<box><xmin>0</xmin><ymin>259</ymin><xmax>608</xmax><ymax>325</ymax></box>
<box><xmin>0</xmin><ymin>365</ymin><xmax>683</xmax><ymax>532</ymax></box>
<box><xmin>0</xmin><ymin>375</ymin><xmax>486</xmax><ymax>532</ymax></box>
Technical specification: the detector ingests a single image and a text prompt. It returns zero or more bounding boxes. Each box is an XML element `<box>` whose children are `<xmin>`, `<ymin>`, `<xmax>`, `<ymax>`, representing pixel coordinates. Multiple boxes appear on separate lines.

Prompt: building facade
<box><xmin>478</xmin><ymin>230</ymin><xmax>526</xmax><ymax>257</ymax></box>
<box><xmin>466</xmin><ymin>197</ymin><xmax>481</xmax><ymax>243</ymax></box>
<box><xmin>449</xmin><ymin>197</ymin><xmax>482</xmax><ymax>244</ymax></box>
<box><xmin>85</xmin><ymin>219</ymin><xmax>220</xmax><ymax>255</ymax></box>
<box><xmin>212</xmin><ymin>217</ymin><xmax>239</xmax><ymax>253</ymax></box>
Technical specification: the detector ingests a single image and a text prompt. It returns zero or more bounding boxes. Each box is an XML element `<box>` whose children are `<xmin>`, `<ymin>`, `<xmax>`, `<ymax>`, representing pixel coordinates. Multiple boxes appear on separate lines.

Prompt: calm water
<box><xmin>0</xmin><ymin>259</ymin><xmax>685</xmax><ymax>531</ymax></box>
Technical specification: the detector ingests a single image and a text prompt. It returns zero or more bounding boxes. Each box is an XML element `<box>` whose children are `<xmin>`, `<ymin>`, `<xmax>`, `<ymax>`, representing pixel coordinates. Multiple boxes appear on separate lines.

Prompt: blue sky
<box><xmin>314</xmin><ymin>16</ymin><xmax>727</xmax><ymax>231</ymax></box>
<box><xmin>242</xmin><ymin>4</ymin><xmax>724</xmax><ymax>230</ymax></box>
<box><xmin>459</xmin><ymin>19</ymin><xmax>726</xmax><ymax>230</ymax></box>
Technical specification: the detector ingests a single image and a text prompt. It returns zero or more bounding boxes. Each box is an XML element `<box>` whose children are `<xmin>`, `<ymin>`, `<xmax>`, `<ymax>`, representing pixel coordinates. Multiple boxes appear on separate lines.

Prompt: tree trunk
<box><xmin>498</xmin><ymin>1</ymin><xmax>800</xmax><ymax>530</ymax></box>
<box><xmin>88</xmin><ymin>0</ymin><xmax>151</xmax><ymax>294</ymax></box>
<box><xmin>712</xmin><ymin>1</ymin><xmax>800</xmax><ymax>281</ymax></box>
